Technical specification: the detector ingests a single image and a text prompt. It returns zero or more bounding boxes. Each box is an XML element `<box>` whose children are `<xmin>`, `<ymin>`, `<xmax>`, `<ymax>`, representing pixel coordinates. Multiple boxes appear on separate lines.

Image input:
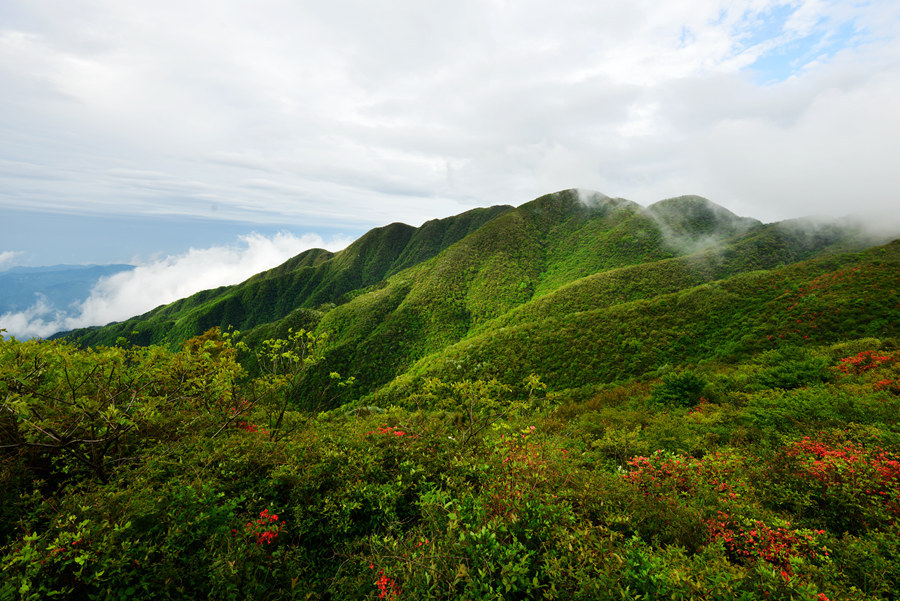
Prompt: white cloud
<box><xmin>0</xmin><ymin>250</ymin><xmax>24</xmax><ymax>268</ymax></box>
<box><xmin>0</xmin><ymin>295</ymin><xmax>63</xmax><ymax>339</ymax></box>
<box><xmin>0</xmin><ymin>0</ymin><xmax>897</xmax><ymax>239</ymax></box>
<box><xmin>693</xmin><ymin>65</ymin><xmax>900</xmax><ymax>222</ymax></box>
<box><xmin>0</xmin><ymin>232</ymin><xmax>353</xmax><ymax>339</ymax></box>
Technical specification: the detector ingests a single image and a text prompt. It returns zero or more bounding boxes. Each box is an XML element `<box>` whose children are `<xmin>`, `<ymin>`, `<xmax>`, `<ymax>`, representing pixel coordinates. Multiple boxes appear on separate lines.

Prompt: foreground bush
<box><xmin>2</xmin><ymin>333</ymin><xmax>899</xmax><ymax>599</ymax></box>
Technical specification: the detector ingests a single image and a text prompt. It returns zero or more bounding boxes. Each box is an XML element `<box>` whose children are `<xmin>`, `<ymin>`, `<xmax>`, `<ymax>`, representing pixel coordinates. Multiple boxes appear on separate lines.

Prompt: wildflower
<box><xmin>243</xmin><ymin>508</ymin><xmax>285</xmax><ymax>545</ymax></box>
<box><xmin>375</xmin><ymin>569</ymin><xmax>401</xmax><ymax>600</ymax></box>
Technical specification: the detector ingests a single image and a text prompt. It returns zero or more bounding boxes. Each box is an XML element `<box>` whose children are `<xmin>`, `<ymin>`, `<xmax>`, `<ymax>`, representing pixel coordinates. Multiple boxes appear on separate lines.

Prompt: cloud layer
<box><xmin>1</xmin><ymin>0</ymin><xmax>898</xmax><ymax>234</ymax></box>
<box><xmin>0</xmin><ymin>232</ymin><xmax>352</xmax><ymax>339</ymax></box>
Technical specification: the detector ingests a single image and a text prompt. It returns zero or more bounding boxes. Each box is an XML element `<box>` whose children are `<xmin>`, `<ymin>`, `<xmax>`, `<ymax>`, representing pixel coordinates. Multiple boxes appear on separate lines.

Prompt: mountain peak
<box><xmin>518</xmin><ymin>189</ymin><xmax>641</xmax><ymax>222</ymax></box>
<box><xmin>645</xmin><ymin>195</ymin><xmax>760</xmax><ymax>249</ymax></box>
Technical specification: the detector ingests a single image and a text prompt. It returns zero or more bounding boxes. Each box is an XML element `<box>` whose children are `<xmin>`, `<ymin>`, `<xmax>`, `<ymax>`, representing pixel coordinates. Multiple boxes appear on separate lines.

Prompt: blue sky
<box><xmin>2</xmin><ymin>0</ymin><xmax>899</xmax><ymax>337</ymax></box>
<box><xmin>742</xmin><ymin>4</ymin><xmax>864</xmax><ymax>84</ymax></box>
<box><xmin>0</xmin><ymin>207</ymin><xmax>361</xmax><ymax>266</ymax></box>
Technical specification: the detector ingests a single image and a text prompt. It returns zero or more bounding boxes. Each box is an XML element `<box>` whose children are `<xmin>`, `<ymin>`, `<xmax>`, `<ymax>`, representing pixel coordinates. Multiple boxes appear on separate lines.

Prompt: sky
<box><xmin>2</xmin><ymin>0</ymin><xmax>899</xmax><ymax>337</ymax></box>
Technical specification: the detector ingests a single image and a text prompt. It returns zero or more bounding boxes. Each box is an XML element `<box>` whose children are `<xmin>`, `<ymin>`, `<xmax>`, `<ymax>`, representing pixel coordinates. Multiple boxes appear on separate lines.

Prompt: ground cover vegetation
<box><xmin>5</xmin><ymin>190</ymin><xmax>899</xmax><ymax>599</ymax></box>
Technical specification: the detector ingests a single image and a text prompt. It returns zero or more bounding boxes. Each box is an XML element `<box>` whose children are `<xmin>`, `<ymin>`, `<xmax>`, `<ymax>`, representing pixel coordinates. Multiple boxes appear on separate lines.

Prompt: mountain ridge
<box><xmin>51</xmin><ymin>189</ymin><xmax>895</xmax><ymax>404</ymax></box>
<box><xmin>52</xmin><ymin>204</ymin><xmax>512</xmax><ymax>346</ymax></box>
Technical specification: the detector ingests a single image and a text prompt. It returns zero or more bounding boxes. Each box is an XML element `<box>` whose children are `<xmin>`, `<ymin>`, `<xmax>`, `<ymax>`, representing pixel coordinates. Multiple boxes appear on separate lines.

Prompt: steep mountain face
<box><xmin>55</xmin><ymin>205</ymin><xmax>512</xmax><ymax>347</ymax></box>
<box><xmin>56</xmin><ymin>189</ymin><xmax>892</xmax><ymax>407</ymax></box>
<box><xmin>305</xmin><ymin>193</ymin><xmax>887</xmax><ymax>400</ymax></box>
<box><xmin>386</xmin><ymin>205</ymin><xmax>519</xmax><ymax>276</ymax></box>
<box><xmin>302</xmin><ymin>191</ymin><xmax>675</xmax><ymax>392</ymax></box>
<box><xmin>282</xmin><ymin>190</ymin><xmax>881</xmax><ymax>401</ymax></box>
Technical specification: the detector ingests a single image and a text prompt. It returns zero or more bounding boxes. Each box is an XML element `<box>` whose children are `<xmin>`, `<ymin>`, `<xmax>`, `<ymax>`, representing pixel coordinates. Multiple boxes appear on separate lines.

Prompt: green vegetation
<box><xmin>55</xmin><ymin>205</ymin><xmax>512</xmax><ymax>349</ymax></box>
<box><xmin>4</xmin><ymin>190</ymin><xmax>900</xmax><ymax>599</ymax></box>
<box><xmin>4</xmin><ymin>329</ymin><xmax>899</xmax><ymax>599</ymax></box>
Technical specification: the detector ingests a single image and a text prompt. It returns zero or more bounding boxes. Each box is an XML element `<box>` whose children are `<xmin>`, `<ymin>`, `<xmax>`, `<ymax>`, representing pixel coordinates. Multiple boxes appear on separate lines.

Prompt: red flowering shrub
<box><xmin>240</xmin><ymin>509</ymin><xmax>285</xmax><ymax>545</ymax></box>
<box><xmin>622</xmin><ymin>450</ymin><xmax>756</xmax><ymax>551</ymax></box>
<box><xmin>371</xmin><ymin>566</ymin><xmax>401</xmax><ymax>600</ymax></box>
<box><xmin>368</xmin><ymin>425</ymin><xmax>408</xmax><ymax>437</ymax></box>
<box><xmin>235</xmin><ymin>420</ymin><xmax>269</xmax><ymax>435</ymax></box>
<box><xmin>835</xmin><ymin>351</ymin><xmax>893</xmax><ymax>375</ymax></box>
<box><xmin>874</xmin><ymin>379</ymin><xmax>900</xmax><ymax>395</ymax></box>
<box><xmin>624</xmin><ymin>451</ymin><xmax>834</xmax><ymax>574</ymax></box>
<box><xmin>688</xmin><ymin>398</ymin><xmax>709</xmax><ymax>414</ymax></box>
<box><xmin>706</xmin><ymin>512</ymin><xmax>827</xmax><ymax>573</ymax></box>
<box><xmin>624</xmin><ymin>450</ymin><xmax>746</xmax><ymax>502</ymax></box>
<box><xmin>771</xmin><ymin>436</ymin><xmax>900</xmax><ymax>532</ymax></box>
<box><xmin>488</xmin><ymin>427</ymin><xmax>558</xmax><ymax>517</ymax></box>
<box><xmin>785</xmin><ymin>438</ymin><xmax>900</xmax><ymax>505</ymax></box>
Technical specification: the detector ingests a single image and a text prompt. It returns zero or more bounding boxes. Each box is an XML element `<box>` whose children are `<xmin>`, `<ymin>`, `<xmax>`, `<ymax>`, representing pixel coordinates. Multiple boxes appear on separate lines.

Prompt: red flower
<box><xmin>374</xmin><ymin>570</ymin><xmax>401</xmax><ymax>600</ymax></box>
<box><xmin>243</xmin><ymin>508</ymin><xmax>285</xmax><ymax>545</ymax></box>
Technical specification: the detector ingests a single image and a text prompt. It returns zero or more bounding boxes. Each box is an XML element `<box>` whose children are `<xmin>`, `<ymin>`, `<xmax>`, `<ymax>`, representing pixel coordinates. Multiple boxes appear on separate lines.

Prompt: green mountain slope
<box><xmin>372</xmin><ymin>240</ymin><xmax>900</xmax><ymax>402</ymax></box>
<box><xmin>290</xmin><ymin>191</ymin><xmax>876</xmax><ymax>400</ymax></box>
<box><xmin>296</xmin><ymin>191</ymin><xmax>675</xmax><ymax>394</ymax></box>
<box><xmin>56</xmin><ymin>189</ymin><xmax>887</xmax><ymax>407</ymax></box>
<box><xmin>56</xmin><ymin>204</ymin><xmax>512</xmax><ymax>347</ymax></box>
<box><xmin>646</xmin><ymin>194</ymin><xmax>759</xmax><ymax>246</ymax></box>
<box><xmin>474</xmin><ymin>218</ymin><xmax>875</xmax><ymax>337</ymax></box>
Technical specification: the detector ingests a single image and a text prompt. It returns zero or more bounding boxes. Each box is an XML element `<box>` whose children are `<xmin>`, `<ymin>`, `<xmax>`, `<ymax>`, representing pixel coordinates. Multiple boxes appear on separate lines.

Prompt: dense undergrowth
<box><xmin>10</xmin><ymin>191</ymin><xmax>900</xmax><ymax>598</ymax></box>
<box><xmin>2</xmin><ymin>326</ymin><xmax>899</xmax><ymax>600</ymax></box>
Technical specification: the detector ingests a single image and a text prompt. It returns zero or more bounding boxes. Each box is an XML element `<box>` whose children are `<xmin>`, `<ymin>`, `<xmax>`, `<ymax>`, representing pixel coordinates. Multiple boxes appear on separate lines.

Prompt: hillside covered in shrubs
<box><xmin>4</xmin><ymin>190</ymin><xmax>900</xmax><ymax>599</ymax></box>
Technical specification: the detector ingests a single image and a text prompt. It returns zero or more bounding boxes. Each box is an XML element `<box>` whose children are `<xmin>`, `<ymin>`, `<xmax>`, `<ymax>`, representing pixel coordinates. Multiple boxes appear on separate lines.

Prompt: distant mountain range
<box><xmin>52</xmin><ymin>190</ymin><xmax>900</xmax><ymax>406</ymax></box>
<box><xmin>0</xmin><ymin>264</ymin><xmax>133</xmax><ymax>316</ymax></box>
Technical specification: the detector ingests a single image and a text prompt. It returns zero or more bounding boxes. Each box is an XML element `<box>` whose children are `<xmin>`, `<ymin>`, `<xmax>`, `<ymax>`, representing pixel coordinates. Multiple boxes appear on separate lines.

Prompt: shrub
<box><xmin>651</xmin><ymin>370</ymin><xmax>708</xmax><ymax>408</ymax></box>
<box><xmin>765</xmin><ymin>434</ymin><xmax>900</xmax><ymax>533</ymax></box>
<box><xmin>755</xmin><ymin>357</ymin><xmax>831</xmax><ymax>390</ymax></box>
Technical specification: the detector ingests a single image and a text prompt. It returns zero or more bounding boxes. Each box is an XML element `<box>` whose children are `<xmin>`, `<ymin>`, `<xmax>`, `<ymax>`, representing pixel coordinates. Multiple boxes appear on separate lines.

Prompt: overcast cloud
<box><xmin>2</xmin><ymin>0</ymin><xmax>898</xmax><ymax>229</ymax></box>
<box><xmin>1</xmin><ymin>1</ymin><xmax>899</xmax><ymax>336</ymax></box>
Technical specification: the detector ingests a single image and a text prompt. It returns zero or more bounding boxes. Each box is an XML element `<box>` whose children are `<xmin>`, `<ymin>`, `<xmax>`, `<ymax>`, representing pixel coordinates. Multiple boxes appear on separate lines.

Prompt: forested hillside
<box><xmin>4</xmin><ymin>190</ymin><xmax>899</xmax><ymax>600</ymax></box>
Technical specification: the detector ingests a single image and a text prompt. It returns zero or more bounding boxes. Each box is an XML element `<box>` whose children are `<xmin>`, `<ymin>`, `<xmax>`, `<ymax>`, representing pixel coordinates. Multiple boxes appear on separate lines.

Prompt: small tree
<box><xmin>522</xmin><ymin>373</ymin><xmax>549</xmax><ymax>412</ymax></box>
<box><xmin>0</xmin><ymin>329</ymin><xmax>248</xmax><ymax>482</ymax></box>
<box><xmin>249</xmin><ymin>329</ymin><xmax>353</xmax><ymax>439</ymax></box>
<box><xmin>417</xmin><ymin>377</ymin><xmax>514</xmax><ymax>446</ymax></box>
<box><xmin>1</xmin><ymin>336</ymin><xmax>171</xmax><ymax>482</ymax></box>
<box><xmin>650</xmin><ymin>370</ymin><xmax>707</xmax><ymax>409</ymax></box>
